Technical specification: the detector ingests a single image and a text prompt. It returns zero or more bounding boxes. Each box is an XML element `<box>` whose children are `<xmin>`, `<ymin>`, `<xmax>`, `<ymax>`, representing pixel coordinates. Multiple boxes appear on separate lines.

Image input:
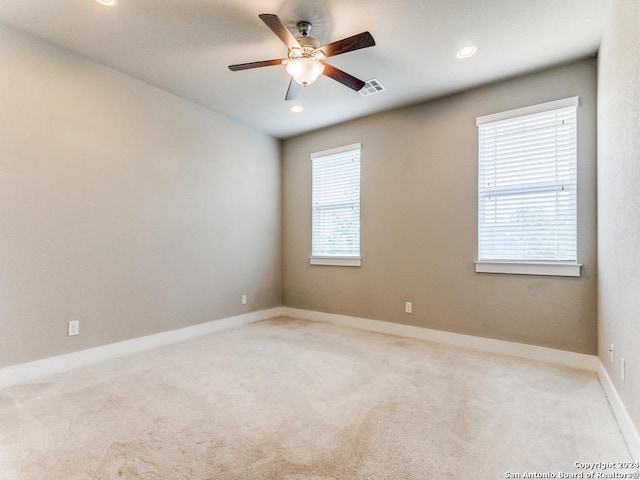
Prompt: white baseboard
<box><xmin>0</xmin><ymin>307</ymin><xmax>282</xmax><ymax>389</ymax></box>
<box><xmin>283</xmin><ymin>307</ymin><xmax>640</xmax><ymax>461</ymax></box>
<box><xmin>596</xmin><ymin>362</ymin><xmax>640</xmax><ymax>461</ymax></box>
<box><xmin>282</xmin><ymin>307</ymin><xmax>598</xmax><ymax>371</ymax></box>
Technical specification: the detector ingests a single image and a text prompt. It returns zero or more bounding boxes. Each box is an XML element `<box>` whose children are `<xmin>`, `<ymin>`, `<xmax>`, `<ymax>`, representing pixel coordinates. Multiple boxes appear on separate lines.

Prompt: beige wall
<box><xmin>0</xmin><ymin>25</ymin><xmax>281</xmax><ymax>368</ymax></box>
<box><xmin>0</xmin><ymin>21</ymin><xmax>604</xmax><ymax>370</ymax></box>
<box><xmin>597</xmin><ymin>0</ymin><xmax>640</xmax><ymax>430</ymax></box>
<box><xmin>283</xmin><ymin>59</ymin><xmax>597</xmax><ymax>354</ymax></box>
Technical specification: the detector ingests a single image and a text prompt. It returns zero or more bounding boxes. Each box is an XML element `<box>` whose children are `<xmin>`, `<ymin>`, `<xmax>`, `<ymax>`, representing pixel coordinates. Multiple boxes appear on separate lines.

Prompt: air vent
<box><xmin>359</xmin><ymin>78</ymin><xmax>386</xmax><ymax>96</ymax></box>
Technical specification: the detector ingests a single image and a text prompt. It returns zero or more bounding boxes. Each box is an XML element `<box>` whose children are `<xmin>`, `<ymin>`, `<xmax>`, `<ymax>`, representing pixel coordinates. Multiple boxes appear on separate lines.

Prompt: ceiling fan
<box><xmin>228</xmin><ymin>14</ymin><xmax>375</xmax><ymax>101</ymax></box>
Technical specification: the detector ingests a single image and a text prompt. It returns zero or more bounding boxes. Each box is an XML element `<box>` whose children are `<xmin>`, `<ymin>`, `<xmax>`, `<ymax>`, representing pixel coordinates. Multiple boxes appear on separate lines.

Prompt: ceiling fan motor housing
<box><xmin>288</xmin><ymin>38</ymin><xmax>321</xmax><ymax>59</ymax></box>
<box><xmin>294</xmin><ymin>21</ymin><xmax>321</xmax><ymax>55</ymax></box>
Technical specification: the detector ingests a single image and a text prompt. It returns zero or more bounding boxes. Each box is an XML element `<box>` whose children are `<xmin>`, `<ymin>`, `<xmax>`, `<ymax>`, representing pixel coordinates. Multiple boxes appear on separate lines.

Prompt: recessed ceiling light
<box><xmin>456</xmin><ymin>45</ymin><xmax>477</xmax><ymax>59</ymax></box>
<box><xmin>290</xmin><ymin>105</ymin><xmax>304</xmax><ymax>113</ymax></box>
<box><xmin>95</xmin><ymin>0</ymin><xmax>118</xmax><ymax>6</ymax></box>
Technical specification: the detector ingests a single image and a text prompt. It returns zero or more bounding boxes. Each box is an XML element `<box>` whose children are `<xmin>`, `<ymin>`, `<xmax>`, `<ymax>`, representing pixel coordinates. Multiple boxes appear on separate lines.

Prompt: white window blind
<box><xmin>476</xmin><ymin>97</ymin><xmax>578</xmax><ymax>266</ymax></box>
<box><xmin>311</xmin><ymin>144</ymin><xmax>361</xmax><ymax>262</ymax></box>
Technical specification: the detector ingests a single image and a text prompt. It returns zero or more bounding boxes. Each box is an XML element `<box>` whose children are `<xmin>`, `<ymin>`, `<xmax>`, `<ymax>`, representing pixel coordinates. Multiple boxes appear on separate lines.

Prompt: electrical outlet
<box><xmin>404</xmin><ymin>301</ymin><xmax>412</xmax><ymax>314</ymax></box>
<box><xmin>621</xmin><ymin>357</ymin><xmax>625</xmax><ymax>382</ymax></box>
<box><xmin>241</xmin><ymin>294</ymin><xmax>247</xmax><ymax>305</ymax></box>
<box><xmin>610</xmin><ymin>344</ymin><xmax>614</xmax><ymax>363</ymax></box>
<box><xmin>68</xmin><ymin>320</ymin><xmax>80</xmax><ymax>336</ymax></box>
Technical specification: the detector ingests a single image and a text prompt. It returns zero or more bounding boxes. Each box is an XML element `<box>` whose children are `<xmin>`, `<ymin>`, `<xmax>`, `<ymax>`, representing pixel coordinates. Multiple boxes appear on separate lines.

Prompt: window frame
<box><xmin>475</xmin><ymin>97</ymin><xmax>582</xmax><ymax>277</ymax></box>
<box><xmin>309</xmin><ymin>143</ymin><xmax>362</xmax><ymax>267</ymax></box>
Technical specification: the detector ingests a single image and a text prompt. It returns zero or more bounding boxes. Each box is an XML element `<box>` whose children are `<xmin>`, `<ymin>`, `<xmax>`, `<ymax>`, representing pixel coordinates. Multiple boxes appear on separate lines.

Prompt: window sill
<box><xmin>310</xmin><ymin>256</ymin><xmax>362</xmax><ymax>267</ymax></box>
<box><xmin>474</xmin><ymin>261</ymin><xmax>581</xmax><ymax>277</ymax></box>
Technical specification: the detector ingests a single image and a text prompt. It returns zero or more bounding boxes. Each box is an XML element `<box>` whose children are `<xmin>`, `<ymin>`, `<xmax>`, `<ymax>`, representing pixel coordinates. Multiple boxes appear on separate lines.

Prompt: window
<box><xmin>310</xmin><ymin>143</ymin><xmax>361</xmax><ymax>266</ymax></box>
<box><xmin>475</xmin><ymin>97</ymin><xmax>581</xmax><ymax>277</ymax></box>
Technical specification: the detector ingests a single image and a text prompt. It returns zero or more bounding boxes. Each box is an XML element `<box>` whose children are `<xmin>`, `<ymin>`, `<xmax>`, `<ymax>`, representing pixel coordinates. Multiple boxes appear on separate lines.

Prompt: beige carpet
<box><xmin>0</xmin><ymin>317</ymin><xmax>633</xmax><ymax>479</ymax></box>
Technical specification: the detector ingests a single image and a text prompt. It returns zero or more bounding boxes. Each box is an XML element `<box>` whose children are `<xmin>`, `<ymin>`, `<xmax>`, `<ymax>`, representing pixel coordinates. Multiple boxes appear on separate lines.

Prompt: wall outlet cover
<box><xmin>610</xmin><ymin>344</ymin><xmax>614</xmax><ymax>363</ymax></box>
<box><xmin>68</xmin><ymin>320</ymin><xmax>80</xmax><ymax>336</ymax></box>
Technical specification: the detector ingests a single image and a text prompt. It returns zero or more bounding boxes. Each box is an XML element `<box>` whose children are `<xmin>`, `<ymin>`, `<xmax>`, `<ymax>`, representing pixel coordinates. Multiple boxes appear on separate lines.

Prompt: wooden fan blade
<box><xmin>259</xmin><ymin>14</ymin><xmax>300</xmax><ymax>50</ymax></box>
<box><xmin>285</xmin><ymin>79</ymin><xmax>302</xmax><ymax>101</ymax></box>
<box><xmin>319</xmin><ymin>32</ymin><xmax>375</xmax><ymax>58</ymax></box>
<box><xmin>228</xmin><ymin>59</ymin><xmax>286</xmax><ymax>71</ymax></box>
<box><xmin>321</xmin><ymin>62</ymin><xmax>366</xmax><ymax>91</ymax></box>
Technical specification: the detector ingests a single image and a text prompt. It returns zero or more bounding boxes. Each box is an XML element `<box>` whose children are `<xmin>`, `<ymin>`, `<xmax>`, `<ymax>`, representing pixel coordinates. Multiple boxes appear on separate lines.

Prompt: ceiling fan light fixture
<box><xmin>290</xmin><ymin>105</ymin><xmax>304</xmax><ymax>113</ymax></box>
<box><xmin>456</xmin><ymin>45</ymin><xmax>477</xmax><ymax>58</ymax></box>
<box><xmin>95</xmin><ymin>0</ymin><xmax>118</xmax><ymax>6</ymax></box>
<box><xmin>286</xmin><ymin>58</ymin><xmax>325</xmax><ymax>86</ymax></box>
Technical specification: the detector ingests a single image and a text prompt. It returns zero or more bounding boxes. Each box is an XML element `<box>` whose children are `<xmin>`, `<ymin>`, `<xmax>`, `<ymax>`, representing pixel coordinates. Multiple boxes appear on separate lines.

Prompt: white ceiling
<box><xmin>0</xmin><ymin>0</ymin><xmax>610</xmax><ymax>139</ymax></box>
